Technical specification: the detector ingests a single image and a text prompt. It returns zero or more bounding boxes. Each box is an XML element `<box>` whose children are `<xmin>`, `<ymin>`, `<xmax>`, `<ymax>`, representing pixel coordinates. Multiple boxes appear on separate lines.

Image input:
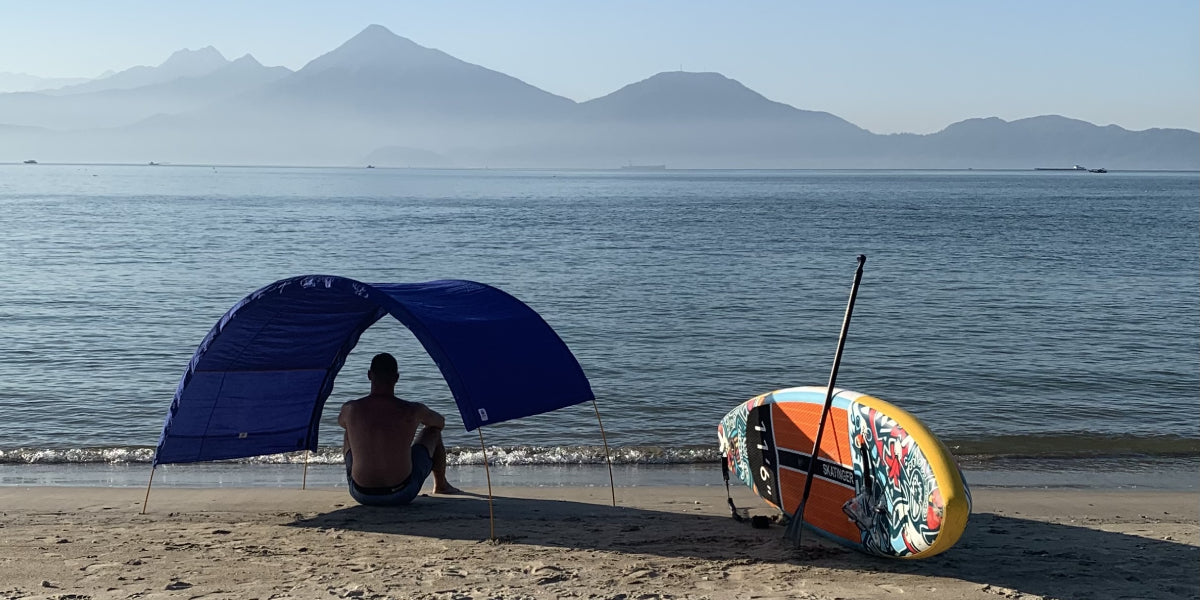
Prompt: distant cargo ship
<box><xmin>1034</xmin><ymin>165</ymin><xmax>1088</xmax><ymax>171</ymax></box>
<box><xmin>1034</xmin><ymin>164</ymin><xmax>1106</xmax><ymax>173</ymax></box>
<box><xmin>620</xmin><ymin>163</ymin><xmax>667</xmax><ymax>171</ymax></box>
<box><xmin>22</xmin><ymin>159</ymin><xmax>37</xmax><ymax>164</ymax></box>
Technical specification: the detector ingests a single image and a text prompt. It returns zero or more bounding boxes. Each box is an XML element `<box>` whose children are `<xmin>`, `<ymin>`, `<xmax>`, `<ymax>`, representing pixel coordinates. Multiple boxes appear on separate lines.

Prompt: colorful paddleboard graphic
<box><xmin>718</xmin><ymin>387</ymin><xmax>971</xmax><ymax>559</ymax></box>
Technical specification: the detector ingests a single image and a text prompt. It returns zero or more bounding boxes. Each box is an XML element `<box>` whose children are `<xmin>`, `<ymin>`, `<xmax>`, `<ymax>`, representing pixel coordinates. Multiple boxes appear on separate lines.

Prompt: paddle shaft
<box><xmin>786</xmin><ymin>254</ymin><xmax>866</xmax><ymax>546</ymax></box>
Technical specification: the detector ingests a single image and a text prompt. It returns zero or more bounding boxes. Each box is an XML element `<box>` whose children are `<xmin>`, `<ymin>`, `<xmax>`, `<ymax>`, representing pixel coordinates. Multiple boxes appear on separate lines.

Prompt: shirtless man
<box><xmin>338</xmin><ymin>353</ymin><xmax>461</xmax><ymax>505</ymax></box>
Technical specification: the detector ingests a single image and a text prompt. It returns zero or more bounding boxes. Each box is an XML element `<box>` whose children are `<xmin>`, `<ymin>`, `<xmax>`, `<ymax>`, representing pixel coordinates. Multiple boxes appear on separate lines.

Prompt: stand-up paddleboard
<box><xmin>718</xmin><ymin>386</ymin><xmax>971</xmax><ymax>559</ymax></box>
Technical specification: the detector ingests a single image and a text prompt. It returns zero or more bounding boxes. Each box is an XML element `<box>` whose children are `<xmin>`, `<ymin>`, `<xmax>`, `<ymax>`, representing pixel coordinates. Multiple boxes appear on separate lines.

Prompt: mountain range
<box><xmin>3</xmin><ymin>24</ymin><xmax>1196</xmax><ymax>169</ymax></box>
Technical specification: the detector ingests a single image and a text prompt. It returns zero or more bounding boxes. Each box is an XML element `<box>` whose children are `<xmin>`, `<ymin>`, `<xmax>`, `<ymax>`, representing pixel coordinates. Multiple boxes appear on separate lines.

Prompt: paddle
<box><xmin>784</xmin><ymin>254</ymin><xmax>866</xmax><ymax>548</ymax></box>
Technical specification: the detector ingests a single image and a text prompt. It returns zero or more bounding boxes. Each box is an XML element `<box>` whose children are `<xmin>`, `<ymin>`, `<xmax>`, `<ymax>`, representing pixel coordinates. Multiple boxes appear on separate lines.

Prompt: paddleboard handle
<box><xmin>786</xmin><ymin>254</ymin><xmax>866</xmax><ymax>549</ymax></box>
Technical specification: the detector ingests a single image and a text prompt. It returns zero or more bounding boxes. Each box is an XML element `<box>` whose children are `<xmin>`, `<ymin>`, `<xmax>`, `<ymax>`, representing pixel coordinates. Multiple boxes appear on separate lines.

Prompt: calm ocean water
<box><xmin>1</xmin><ymin>165</ymin><xmax>1197</xmax><ymax>476</ymax></box>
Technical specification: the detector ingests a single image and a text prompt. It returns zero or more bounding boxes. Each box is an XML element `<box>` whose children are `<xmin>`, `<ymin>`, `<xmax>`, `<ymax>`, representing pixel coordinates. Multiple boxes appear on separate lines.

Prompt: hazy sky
<box><xmin>3</xmin><ymin>1</ymin><xmax>1197</xmax><ymax>134</ymax></box>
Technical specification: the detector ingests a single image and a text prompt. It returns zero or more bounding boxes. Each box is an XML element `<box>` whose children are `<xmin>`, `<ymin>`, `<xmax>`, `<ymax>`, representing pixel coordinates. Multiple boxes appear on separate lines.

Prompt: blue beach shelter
<box><xmin>151</xmin><ymin>275</ymin><xmax>597</xmax><ymax>472</ymax></box>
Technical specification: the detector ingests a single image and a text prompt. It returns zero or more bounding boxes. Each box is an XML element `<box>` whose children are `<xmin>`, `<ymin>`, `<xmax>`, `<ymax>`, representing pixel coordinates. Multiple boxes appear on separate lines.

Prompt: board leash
<box><xmin>721</xmin><ymin>453</ymin><xmax>744</xmax><ymax>522</ymax></box>
<box><xmin>785</xmin><ymin>254</ymin><xmax>866</xmax><ymax>548</ymax></box>
<box><xmin>722</xmin><ymin>443</ymin><xmax>771</xmax><ymax>528</ymax></box>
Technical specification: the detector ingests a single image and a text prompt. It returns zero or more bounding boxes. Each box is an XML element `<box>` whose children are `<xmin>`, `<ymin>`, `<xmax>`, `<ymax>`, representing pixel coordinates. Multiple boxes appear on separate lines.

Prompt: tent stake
<box><xmin>141</xmin><ymin>465</ymin><xmax>156</xmax><ymax>515</ymax></box>
<box><xmin>592</xmin><ymin>399</ymin><xmax>617</xmax><ymax>506</ymax></box>
<box><xmin>478</xmin><ymin>428</ymin><xmax>495</xmax><ymax>541</ymax></box>
<box><xmin>302</xmin><ymin>450</ymin><xmax>310</xmax><ymax>490</ymax></box>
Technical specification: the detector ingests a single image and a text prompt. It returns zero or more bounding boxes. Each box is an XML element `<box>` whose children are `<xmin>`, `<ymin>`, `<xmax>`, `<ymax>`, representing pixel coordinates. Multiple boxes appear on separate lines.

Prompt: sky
<box><xmin>2</xmin><ymin>0</ymin><xmax>1197</xmax><ymax>134</ymax></box>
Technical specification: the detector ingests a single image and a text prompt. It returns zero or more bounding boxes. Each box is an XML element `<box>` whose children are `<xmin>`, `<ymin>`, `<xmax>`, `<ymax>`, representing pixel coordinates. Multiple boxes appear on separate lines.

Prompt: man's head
<box><xmin>368</xmin><ymin>352</ymin><xmax>399</xmax><ymax>384</ymax></box>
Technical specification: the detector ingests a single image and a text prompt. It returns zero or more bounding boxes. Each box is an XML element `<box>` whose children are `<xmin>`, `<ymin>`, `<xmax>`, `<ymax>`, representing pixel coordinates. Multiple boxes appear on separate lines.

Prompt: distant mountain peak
<box><xmin>231</xmin><ymin>54</ymin><xmax>264</xmax><ymax>67</ymax></box>
<box><xmin>646</xmin><ymin>71</ymin><xmax>734</xmax><ymax>82</ymax></box>
<box><xmin>582</xmin><ymin>70</ymin><xmax>792</xmax><ymax>119</ymax></box>
<box><xmin>337</xmin><ymin>24</ymin><xmax>427</xmax><ymax>56</ymax></box>
<box><xmin>356</xmin><ymin>23</ymin><xmax>399</xmax><ymax>39</ymax></box>
<box><xmin>160</xmin><ymin>46</ymin><xmax>228</xmax><ymax>69</ymax></box>
<box><xmin>619</xmin><ymin>71</ymin><xmax>765</xmax><ymax>97</ymax></box>
<box><xmin>298</xmin><ymin>25</ymin><xmax>459</xmax><ymax>74</ymax></box>
<box><xmin>939</xmin><ymin>114</ymin><xmax>1124</xmax><ymax>137</ymax></box>
<box><xmin>43</xmin><ymin>45</ymin><xmax>231</xmax><ymax>95</ymax></box>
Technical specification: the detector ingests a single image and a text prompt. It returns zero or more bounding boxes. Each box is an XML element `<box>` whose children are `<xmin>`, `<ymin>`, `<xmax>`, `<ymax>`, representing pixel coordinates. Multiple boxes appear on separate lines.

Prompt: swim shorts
<box><xmin>345</xmin><ymin>444</ymin><xmax>434</xmax><ymax>506</ymax></box>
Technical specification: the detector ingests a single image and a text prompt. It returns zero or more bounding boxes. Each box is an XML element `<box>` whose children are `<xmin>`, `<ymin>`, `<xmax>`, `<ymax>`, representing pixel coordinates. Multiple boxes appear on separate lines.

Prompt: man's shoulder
<box><xmin>340</xmin><ymin>395</ymin><xmax>382</xmax><ymax>414</ymax></box>
<box><xmin>347</xmin><ymin>394</ymin><xmax>421</xmax><ymax>410</ymax></box>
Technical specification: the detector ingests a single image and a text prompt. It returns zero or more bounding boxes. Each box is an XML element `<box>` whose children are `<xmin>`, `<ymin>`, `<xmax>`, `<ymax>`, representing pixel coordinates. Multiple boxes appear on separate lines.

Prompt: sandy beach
<box><xmin>0</xmin><ymin>482</ymin><xmax>1195</xmax><ymax>600</ymax></box>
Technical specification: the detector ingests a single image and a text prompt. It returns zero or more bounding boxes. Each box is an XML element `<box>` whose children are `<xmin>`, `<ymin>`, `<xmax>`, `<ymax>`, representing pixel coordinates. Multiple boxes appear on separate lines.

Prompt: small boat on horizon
<box><xmin>620</xmin><ymin>163</ymin><xmax>667</xmax><ymax>171</ymax></box>
<box><xmin>22</xmin><ymin>159</ymin><xmax>37</xmax><ymax>164</ymax></box>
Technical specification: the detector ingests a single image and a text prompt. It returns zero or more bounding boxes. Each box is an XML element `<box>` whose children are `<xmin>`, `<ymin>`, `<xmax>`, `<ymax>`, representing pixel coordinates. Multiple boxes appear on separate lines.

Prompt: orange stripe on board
<box><xmin>771</xmin><ymin>402</ymin><xmax>852</xmax><ymax>466</ymax></box>
<box><xmin>778</xmin><ymin>468</ymin><xmax>860</xmax><ymax>543</ymax></box>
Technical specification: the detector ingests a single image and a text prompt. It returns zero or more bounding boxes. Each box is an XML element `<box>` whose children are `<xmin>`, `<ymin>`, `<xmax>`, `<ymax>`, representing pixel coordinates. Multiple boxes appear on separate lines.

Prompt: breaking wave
<box><xmin>1</xmin><ymin>434</ymin><xmax>1198</xmax><ymax>466</ymax></box>
<box><xmin>0</xmin><ymin>445</ymin><xmax>719</xmax><ymax>465</ymax></box>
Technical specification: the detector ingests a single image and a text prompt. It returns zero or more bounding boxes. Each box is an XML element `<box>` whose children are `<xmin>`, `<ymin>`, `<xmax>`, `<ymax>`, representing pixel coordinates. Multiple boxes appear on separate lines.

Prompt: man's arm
<box><xmin>415</xmin><ymin>403</ymin><xmax>446</xmax><ymax>430</ymax></box>
<box><xmin>337</xmin><ymin>402</ymin><xmax>351</xmax><ymax>429</ymax></box>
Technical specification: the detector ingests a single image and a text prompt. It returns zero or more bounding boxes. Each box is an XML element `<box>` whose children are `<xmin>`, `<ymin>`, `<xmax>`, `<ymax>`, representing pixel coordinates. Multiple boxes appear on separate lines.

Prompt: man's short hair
<box><xmin>369</xmin><ymin>353</ymin><xmax>398</xmax><ymax>378</ymax></box>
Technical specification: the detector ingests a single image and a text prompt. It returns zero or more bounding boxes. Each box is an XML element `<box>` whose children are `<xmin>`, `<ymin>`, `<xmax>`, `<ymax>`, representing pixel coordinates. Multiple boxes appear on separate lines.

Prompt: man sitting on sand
<box><xmin>338</xmin><ymin>353</ymin><xmax>462</xmax><ymax>505</ymax></box>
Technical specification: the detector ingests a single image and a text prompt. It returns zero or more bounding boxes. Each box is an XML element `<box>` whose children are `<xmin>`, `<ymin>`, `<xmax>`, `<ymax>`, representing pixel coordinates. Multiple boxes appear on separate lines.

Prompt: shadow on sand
<box><xmin>288</xmin><ymin>493</ymin><xmax>1198</xmax><ymax>600</ymax></box>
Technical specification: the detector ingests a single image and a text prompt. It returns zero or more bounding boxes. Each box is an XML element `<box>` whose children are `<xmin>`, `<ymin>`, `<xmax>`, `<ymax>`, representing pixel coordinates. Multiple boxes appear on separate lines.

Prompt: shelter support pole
<box><xmin>140</xmin><ymin>465</ymin><xmax>156</xmax><ymax>515</ymax></box>
<box><xmin>478</xmin><ymin>428</ymin><xmax>495</xmax><ymax>540</ymax></box>
<box><xmin>302</xmin><ymin>450</ymin><xmax>310</xmax><ymax>490</ymax></box>
<box><xmin>592</xmin><ymin>399</ymin><xmax>617</xmax><ymax>506</ymax></box>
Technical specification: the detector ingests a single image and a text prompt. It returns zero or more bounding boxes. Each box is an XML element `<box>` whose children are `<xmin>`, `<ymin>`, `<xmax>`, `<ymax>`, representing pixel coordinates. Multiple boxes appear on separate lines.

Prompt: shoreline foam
<box><xmin>2</xmin><ymin>458</ymin><xmax>1197</xmax><ymax>491</ymax></box>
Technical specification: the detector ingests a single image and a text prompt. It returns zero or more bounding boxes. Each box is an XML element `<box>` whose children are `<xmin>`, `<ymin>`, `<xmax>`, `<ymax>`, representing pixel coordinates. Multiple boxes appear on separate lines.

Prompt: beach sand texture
<box><xmin>0</xmin><ymin>485</ymin><xmax>1196</xmax><ymax>600</ymax></box>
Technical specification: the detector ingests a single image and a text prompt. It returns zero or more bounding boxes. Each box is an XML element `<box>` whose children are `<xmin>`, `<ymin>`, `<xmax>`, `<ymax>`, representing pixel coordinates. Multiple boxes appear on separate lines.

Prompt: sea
<box><xmin>1</xmin><ymin>164</ymin><xmax>1196</xmax><ymax>490</ymax></box>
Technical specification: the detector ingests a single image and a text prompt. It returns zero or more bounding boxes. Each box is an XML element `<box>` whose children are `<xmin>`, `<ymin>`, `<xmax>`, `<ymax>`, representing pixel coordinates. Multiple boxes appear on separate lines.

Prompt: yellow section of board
<box><xmin>855</xmin><ymin>392</ymin><xmax>971</xmax><ymax>559</ymax></box>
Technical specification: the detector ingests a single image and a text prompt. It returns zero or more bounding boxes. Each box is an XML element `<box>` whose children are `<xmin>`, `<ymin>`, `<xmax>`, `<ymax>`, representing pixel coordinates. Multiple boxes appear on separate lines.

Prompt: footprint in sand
<box><xmin>527</xmin><ymin>564</ymin><xmax>573</xmax><ymax>585</ymax></box>
<box><xmin>436</xmin><ymin>566</ymin><xmax>468</xmax><ymax>578</ymax></box>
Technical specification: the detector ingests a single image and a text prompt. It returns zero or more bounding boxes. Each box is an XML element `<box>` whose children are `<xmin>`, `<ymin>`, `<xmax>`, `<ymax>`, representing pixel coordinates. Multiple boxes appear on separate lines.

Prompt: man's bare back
<box><xmin>337</xmin><ymin>353</ymin><xmax>461</xmax><ymax>505</ymax></box>
<box><xmin>339</xmin><ymin>394</ymin><xmax>429</xmax><ymax>487</ymax></box>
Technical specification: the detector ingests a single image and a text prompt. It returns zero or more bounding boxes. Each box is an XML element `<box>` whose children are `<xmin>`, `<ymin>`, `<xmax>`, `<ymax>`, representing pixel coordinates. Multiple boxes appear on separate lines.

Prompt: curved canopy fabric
<box><xmin>154</xmin><ymin>275</ymin><xmax>594</xmax><ymax>465</ymax></box>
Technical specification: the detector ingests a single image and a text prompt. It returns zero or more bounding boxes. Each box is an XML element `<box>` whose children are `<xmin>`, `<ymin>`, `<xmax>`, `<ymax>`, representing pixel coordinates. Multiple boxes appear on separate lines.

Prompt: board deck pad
<box><xmin>718</xmin><ymin>386</ymin><xmax>971</xmax><ymax>559</ymax></box>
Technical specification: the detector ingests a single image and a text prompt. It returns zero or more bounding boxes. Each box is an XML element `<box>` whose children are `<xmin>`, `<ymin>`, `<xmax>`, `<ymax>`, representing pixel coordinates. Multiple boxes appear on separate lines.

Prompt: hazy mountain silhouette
<box><xmin>0</xmin><ymin>72</ymin><xmax>92</xmax><ymax>93</ymax></box>
<box><xmin>276</xmin><ymin>24</ymin><xmax>575</xmax><ymax>119</ymax></box>
<box><xmin>546</xmin><ymin>71</ymin><xmax>877</xmax><ymax>168</ymax></box>
<box><xmin>4</xmin><ymin>24</ymin><xmax>1196</xmax><ymax>169</ymax></box>
<box><xmin>579</xmin><ymin>71</ymin><xmax>828</xmax><ymax>122</ymax></box>
<box><xmin>92</xmin><ymin>24</ymin><xmax>584</xmax><ymax>164</ymax></box>
<box><xmin>46</xmin><ymin>47</ymin><xmax>231</xmax><ymax>96</ymax></box>
<box><xmin>874</xmin><ymin>115</ymin><xmax>1200</xmax><ymax>169</ymax></box>
<box><xmin>0</xmin><ymin>54</ymin><xmax>290</xmax><ymax>130</ymax></box>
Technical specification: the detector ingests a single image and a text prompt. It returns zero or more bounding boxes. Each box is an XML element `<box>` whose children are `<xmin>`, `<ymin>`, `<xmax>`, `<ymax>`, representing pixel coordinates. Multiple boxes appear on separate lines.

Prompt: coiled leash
<box><xmin>722</xmin><ymin>454</ymin><xmax>770</xmax><ymax>529</ymax></box>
